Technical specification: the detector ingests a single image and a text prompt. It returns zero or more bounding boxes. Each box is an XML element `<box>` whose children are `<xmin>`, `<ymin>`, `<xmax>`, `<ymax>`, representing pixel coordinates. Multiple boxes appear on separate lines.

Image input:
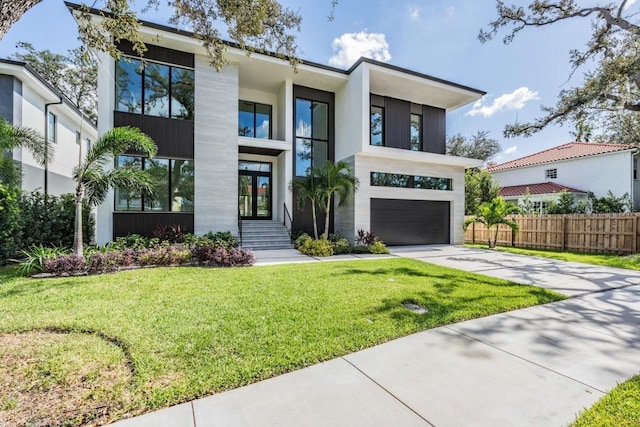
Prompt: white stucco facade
<box><xmin>491</xmin><ymin>150</ymin><xmax>640</xmax><ymax>209</ymax></box>
<box><xmin>87</xmin><ymin>11</ymin><xmax>483</xmax><ymax>245</ymax></box>
<box><xmin>0</xmin><ymin>59</ymin><xmax>97</xmax><ymax>196</ymax></box>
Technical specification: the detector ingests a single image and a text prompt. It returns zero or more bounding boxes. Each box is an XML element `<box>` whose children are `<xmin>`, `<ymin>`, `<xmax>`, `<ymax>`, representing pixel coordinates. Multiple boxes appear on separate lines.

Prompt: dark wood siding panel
<box><xmin>422</xmin><ymin>105</ymin><xmax>446</xmax><ymax>154</ymax></box>
<box><xmin>384</xmin><ymin>97</ymin><xmax>411</xmax><ymax>150</ymax></box>
<box><xmin>291</xmin><ymin>188</ymin><xmax>334</xmax><ymax>236</ymax></box>
<box><xmin>113</xmin><ymin>212</ymin><xmax>194</xmax><ymax>239</ymax></box>
<box><xmin>114</xmin><ymin>111</ymin><xmax>194</xmax><ymax>159</ymax></box>
<box><xmin>370</xmin><ymin>199</ymin><xmax>450</xmax><ymax>245</ymax></box>
<box><xmin>117</xmin><ymin>40</ymin><xmax>194</xmax><ymax>68</ymax></box>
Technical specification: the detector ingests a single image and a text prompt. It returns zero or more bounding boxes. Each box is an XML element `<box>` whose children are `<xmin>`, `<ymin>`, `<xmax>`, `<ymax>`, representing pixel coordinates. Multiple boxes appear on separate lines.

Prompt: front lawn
<box><xmin>465</xmin><ymin>244</ymin><xmax>640</xmax><ymax>271</ymax></box>
<box><xmin>572</xmin><ymin>375</ymin><xmax>640</xmax><ymax>427</ymax></box>
<box><xmin>0</xmin><ymin>258</ymin><xmax>564</xmax><ymax>425</ymax></box>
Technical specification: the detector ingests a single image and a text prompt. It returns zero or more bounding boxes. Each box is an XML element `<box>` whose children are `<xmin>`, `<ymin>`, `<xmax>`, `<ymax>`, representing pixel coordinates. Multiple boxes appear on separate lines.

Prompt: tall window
<box><xmin>295</xmin><ymin>98</ymin><xmax>328</xmax><ymax>176</ymax></box>
<box><xmin>238</xmin><ymin>101</ymin><xmax>272</xmax><ymax>139</ymax></box>
<box><xmin>410</xmin><ymin>114</ymin><xmax>422</xmax><ymax>151</ymax></box>
<box><xmin>115</xmin><ymin>57</ymin><xmax>194</xmax><ymax>120</ymax></box>
<box><xmin>47</xmin><ymin>112</ymin><xmax>56</xmax><ymax>143</ymax></box>
<box><xmin>370</xmin><ymin>105</ymin><xmax>384</xmax><ymax>146</ymax></box>
<box><xmin>115</xmin><ymin>156</ymin><xmax>194</xmax><ymax>212</ymax></box>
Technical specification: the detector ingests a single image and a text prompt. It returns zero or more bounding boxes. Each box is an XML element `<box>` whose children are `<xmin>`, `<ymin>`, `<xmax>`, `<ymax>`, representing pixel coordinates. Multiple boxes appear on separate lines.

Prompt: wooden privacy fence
<box><xmin>464</xmin><ymin>213</ymin><xmax>640</xmax><ymax>254</ymax></box>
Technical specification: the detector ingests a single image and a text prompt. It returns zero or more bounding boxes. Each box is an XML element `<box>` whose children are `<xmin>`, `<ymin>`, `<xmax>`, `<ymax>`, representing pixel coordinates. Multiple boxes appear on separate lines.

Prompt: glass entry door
<box><xmin>239</xmin><ymin>161</ymin><xmax>272</xmax><ymax>220</ymax></box>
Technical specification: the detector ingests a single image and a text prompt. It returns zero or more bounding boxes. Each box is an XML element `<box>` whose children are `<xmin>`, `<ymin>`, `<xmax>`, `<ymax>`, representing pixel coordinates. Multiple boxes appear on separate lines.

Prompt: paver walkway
<box><xmin>112</xmin><ymin>246</ymin><xmax>640</xmax><ymax>427</ymax></box>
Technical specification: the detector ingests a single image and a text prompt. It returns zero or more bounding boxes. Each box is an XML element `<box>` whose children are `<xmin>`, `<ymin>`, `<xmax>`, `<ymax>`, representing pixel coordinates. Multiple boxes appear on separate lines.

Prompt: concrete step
<box><xmin>243</xmin><ymin>243</ymin><xmax>295</xmax><ymax>250</ymax></box>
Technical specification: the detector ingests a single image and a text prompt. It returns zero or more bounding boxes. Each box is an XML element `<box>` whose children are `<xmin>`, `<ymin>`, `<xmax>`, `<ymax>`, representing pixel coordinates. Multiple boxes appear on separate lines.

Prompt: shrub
<box><xmin>355</xmin><ymin>230</ymin><xmax>379</xmax><ymax>246</ymax></box>
<box><xmin>294</xmin><ymin>233</ymin><xmax>312</xmax><ymax>249</ymax></box>
<box><xmin>16</xmin><ymin>245</ymin><xmax>69</xmax><ymax>275</ymax></box>
<box><xmin>42</xmin><ymin>254</ymin><xmax>86</xmax><ymax>275</ymax></box>
<box><xmin>369</xmin><ymin>241</ymin><xmax>390</xmax><ymax>254</ymax></box>
<box><xmin>191</xmin><ymin>244</ymin><xmax>254</xmax><ymax>267</ymax></box>
<box><xmin>298</xmin><ymin>238</ymin><xmax>334</xmax><ymax>257</ymax></box>
<box><xmin>0</xmin><ymin>184</ymin><xmax>22</xmax><ymax>265</ymax></box>
<box><xmin>153</xmin><ymin>224</ymin><xmax>187</xmax><ymax>243</ymax></box>
<box><xmin>203</xmin><ymin>231</ymin><xmax>238</xmax><ymax>250</ymax></box>
<box><xmin>332</xmin><ymin>238</ymin><xmax>352</xmax><ymax>255</ymax></box>
<box><xmin>350</xmin><ymin>245</ymin><xmax>371</xmax><ymax>254</ymax></box>
<box><xmin>110</xmin><ymin>234</ymin><xmax>150</xmax><ymax>251</ymax></box>
<box><xmin>18</xmin><ymin>191</ymin><xmax>94</xmax><ymax>249</ymax></box>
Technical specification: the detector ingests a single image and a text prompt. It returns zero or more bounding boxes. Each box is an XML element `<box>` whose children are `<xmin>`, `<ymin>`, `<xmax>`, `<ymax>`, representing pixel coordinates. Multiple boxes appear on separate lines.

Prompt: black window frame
<box><xmin>294</xmin><ymin>97</ymin><xmax>329</xmax><ymax>177</ymax></box>
<box><xmin>370</xmin><ymin>172</ymin><xmax>453</xmax><ymax>191</ymax></box>
<box><xmin>370</xmin><ymin>104</ymin><xmax>385</xmax><ymax>147</ymax></box>
<box><xmin>410</xmin><ymin>113</ymin><xmax>422</xmax><ymax>151</ymax></box>
<box><xmin>114</xmin><ymin>156</ymin><xmax>194</xmax><ymax>212</ymax></box>
<box><xmin>238</xmin><ymin>100</ymin><xmax>273</xmax><ymax>139</ymax></box>
<box><xmin>115</xmin><ymin>56</ymin><xmax>195</xmax><ymax>121</ymax></box>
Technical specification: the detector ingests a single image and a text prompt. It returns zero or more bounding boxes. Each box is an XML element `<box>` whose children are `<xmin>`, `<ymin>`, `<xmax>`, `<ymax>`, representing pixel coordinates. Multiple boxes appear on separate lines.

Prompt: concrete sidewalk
<box><xmin>112</xmin><ymin>246</ymin><xmax>640</xmax><ymax>426</ymax></box>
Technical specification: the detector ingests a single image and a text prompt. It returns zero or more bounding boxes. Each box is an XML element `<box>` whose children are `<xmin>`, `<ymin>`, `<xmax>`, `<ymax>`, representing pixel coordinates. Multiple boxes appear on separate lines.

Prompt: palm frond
<box><xmin>86</xmin><ymin>126</ymin><xmax>157</xmax><ymax>167</ymax></box>
<box><xmin>0</xmin><ymin>117</ymin><xmax>50</xmax><ymax>166</ymax></box>
<box><xmin>0</xmin><ymin>156</ymin><xmax>22</xmax><ymax>187</ymax></box>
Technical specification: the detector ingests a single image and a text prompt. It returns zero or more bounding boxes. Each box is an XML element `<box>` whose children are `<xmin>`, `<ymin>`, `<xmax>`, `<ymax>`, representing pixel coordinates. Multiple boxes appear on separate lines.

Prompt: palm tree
<box><xmin>0</xmin><ymin>117</ymin><xmax>50</xmax><ymax>187</ymax></box>
<box><xmin>72</xmin><ymin>126</ymin><xmax>157</xmax><ymax>256</ymax></box>
<box><xmin>464</xmin><ymin>197</ymin><xmax>521</xmax><ymax>248</ymax></box>
<box><xmin>315</xmin><ymin>160</ymin><xmax>359</xmax><ymax>240</ymax></box>
<box><xmin>290</xmin><ymin>172</ymin><xmax>321</xmax><ymax>239</ymax></box>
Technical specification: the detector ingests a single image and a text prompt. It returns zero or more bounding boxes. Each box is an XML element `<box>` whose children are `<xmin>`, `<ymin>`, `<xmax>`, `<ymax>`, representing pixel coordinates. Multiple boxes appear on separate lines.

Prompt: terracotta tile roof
<box><xmin>488</xmin><ymin>142</ymin><xmax>637</xmax><ymax>172</ymax></box>
<box><xmin>500</xmin><ymin>182</ymin><xmax>587</xmax><ymax>198</ymax></box>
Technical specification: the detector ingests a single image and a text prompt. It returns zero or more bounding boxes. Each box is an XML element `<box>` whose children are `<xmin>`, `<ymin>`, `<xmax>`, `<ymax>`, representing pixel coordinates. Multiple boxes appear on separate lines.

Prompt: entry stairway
<box><xmin>240</xmin><ymin>220</ymin><xmax>294</xmax><ymax>250</ymax></box>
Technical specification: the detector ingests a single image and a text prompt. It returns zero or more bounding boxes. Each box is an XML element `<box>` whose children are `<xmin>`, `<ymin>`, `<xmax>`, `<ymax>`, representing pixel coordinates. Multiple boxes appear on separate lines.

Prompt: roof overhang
<box><xmin>359</xmin><ymin>145</ymin><xmax>483</xmax><ymax>168</ymax></box>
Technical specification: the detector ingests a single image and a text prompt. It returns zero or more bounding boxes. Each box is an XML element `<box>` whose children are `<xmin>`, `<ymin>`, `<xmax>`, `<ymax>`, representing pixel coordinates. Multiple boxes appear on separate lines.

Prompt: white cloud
<box><xmin>625</xmin><ymin>0</ymin><xmax>637</xmax><ymax>9</ymax></box>
<box><xmin>328</xmin><ymin>31</ymin><xmax>391</xmax><ymax>68</ymax></box>
<box><xmin>466</xmin><ymin>87</ymin><xmax>540</xmax><ymax>118</ymax></box>
<box><xmin>504</xmin><ymin>146</ymin><xmax>518</xmax><ymax>155</ymax></box>
<box><xmin>446</xmin><ymin>5</ymin><xmax>455</xmax><ymax>16</ymax></box>
<box><xmin>408</xmin><ymin>5</ymin><xmax>421</xmax><ymax>22</ymax></box>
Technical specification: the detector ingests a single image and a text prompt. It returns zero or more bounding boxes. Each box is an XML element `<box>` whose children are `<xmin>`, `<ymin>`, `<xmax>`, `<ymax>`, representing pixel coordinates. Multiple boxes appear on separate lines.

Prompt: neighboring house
<box><xmin>0</xmin><ymin>58</ymin><xmax>97</xmax><ymax>195</ymax></box>
<box><xmin>488</xmin><ymin>142</ymin><xmax>640</xmax><ymax>211</ymax></box>
<box><xmin>71</xmin><ymin>4</ymin><xmax>485</xmax><ymax>247</ymax></box>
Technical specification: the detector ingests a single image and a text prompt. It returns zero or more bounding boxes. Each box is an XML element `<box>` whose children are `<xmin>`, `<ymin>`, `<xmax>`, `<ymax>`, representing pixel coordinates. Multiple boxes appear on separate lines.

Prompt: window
<box><xmin>47</xmin><ymin>112</ymin><xmax>56</xmax><ymax>143</ymax></box>
<box><xmin>115</xmin><ymin>156</ymin><xmax>194</xmax><ymax>212</ymax></box>
<box><xmin>533</xmin><ymin>201</ymin><xmax>549</xmax><ymax>214</ymax></box>
<box><xmin>115</xmin><ymin>57</ymin><xmax>194</xmax><ymax>120</ymax></box>
<box><xmin>545</xmin><ymin>168</ymin><xmax>558</xmax><ymax>179</ymax></box>
<box><xmin>410</xmin><ymin>114</ymin><xmax>422</xmax><ymax>151</ymax></box>
<box><xmin>238</xmin><ymin>101</ymin><xmax>272</xmax><ymax>139</ymax></box>
<box><xmin>370</xmin><ymin>172</ymin><xmax>452</xmax><ymax>191</ymax></box>
<box><xmin>295</xmin><ymin>98</ymin><xmax>329</xmax><ymax>176</ymax></box>
<box><xmin>76</xmin><ymin>131</ymin><xmax>81</xmax><ymax>145</ymax></box>
<box><xmin>370</xmin><ymin>105</ymin><xmax>384</xmax><ymax>146</ymax></box>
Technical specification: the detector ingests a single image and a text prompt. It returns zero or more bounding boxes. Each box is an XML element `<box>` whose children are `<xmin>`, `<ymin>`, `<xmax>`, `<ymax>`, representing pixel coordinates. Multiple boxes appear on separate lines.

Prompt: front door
<box><xmin>239</xmin><ymin>161</ymin><xmax>272</xmax><ymax>220</ymax></box>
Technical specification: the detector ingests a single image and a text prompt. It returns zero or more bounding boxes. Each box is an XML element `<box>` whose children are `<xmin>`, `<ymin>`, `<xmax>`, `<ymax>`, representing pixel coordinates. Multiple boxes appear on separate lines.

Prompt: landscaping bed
<box><xmin>0</xmin><ymin>258</ymin><xmax>564</xmax><ymax>426</ymax></box>
<box><xmin>571</xmin><ymin>375</ymin><xmax>640</xmax><ymax>427</ymax></box>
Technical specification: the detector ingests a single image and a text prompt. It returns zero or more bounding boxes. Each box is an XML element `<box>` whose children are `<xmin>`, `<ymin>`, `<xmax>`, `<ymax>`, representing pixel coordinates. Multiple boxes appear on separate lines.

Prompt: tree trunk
<box><xmin>322</xmin><ymin>197</ymin><xmax>331</xmax><ymax>240</ymax></box>
<box><xmin>311</xmin><ymin>203</ymin><xmax>318</xmax><ymax>240</ymax></box>
<box><xmin>490</xmin><ymin>226</ymin><xmax>499</xmax><ymax>249</ymax></box>
<box><xmin>0</xmin><ymin>0</ymin><xmax>43</xmax><ymax>41</ymax></box>
<box><xmin>73</xmin><ymin>186</ymin><xmax>84</xmax><ymax>257</ymax></box>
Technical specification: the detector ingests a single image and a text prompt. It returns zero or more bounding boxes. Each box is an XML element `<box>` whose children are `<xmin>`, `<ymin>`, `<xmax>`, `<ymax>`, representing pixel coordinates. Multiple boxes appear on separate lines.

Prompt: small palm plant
<box><xmin>0</xmin><ymin>117</ymin><xmax>51</xmax><ymax>187</ymax></box>
<box><xmin>315</xmin><ymin>160</ymin><xmax>359</xmax><ymax>240</ymax></box>
<box><xmin>290</xmin><ymin>172</ymin><xmax>322</xmax><ymax>239</ymax></box>
<box><xmin>464</xmin><ymin>196</ymin><xmax>521</xmax><ymax>248</ymax></box>
<box><xmin>72</xmin><ymin>126</ymin><xmax>157</xmax><ymax>256</ymax></box>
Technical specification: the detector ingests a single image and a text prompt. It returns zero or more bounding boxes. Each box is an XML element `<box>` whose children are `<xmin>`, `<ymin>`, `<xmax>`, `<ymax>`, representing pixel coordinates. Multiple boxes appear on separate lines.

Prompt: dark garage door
<box><xmin>370</xmin><ymin>199</ymin><xmax>450</xmax><ymax>246</ymax></box>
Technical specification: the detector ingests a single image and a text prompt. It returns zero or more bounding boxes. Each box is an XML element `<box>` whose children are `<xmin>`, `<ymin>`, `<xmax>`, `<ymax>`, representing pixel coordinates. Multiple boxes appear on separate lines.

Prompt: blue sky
<box><xmin>0</xmin><ymin>0</ymin><xmax>628</xmax><ymax>164</ymax></box>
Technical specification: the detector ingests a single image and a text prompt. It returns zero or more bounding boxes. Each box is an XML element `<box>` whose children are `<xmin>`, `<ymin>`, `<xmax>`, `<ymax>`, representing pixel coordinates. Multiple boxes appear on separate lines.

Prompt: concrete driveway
<box><xmin>112</xmin><ymin>245</ymin><xmax>640</xmax><ymax>427</ymax></box>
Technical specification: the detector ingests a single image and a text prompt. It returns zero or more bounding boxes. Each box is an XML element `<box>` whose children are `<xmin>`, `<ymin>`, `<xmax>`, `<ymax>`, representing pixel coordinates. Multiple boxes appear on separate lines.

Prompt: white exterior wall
<box><xmin>335</xmin><ymin>65</ymin><xmax>367</xmax><ymax>160</ymax></box>
<box><xmin>194</xmin><ymin>57</ymin><xmax>239</xmax><ymax>235</ymax></box>
<box><xmin>95</xmin><ymin>50</ymin><xmax>116</xmax><ymax>245</ymax></box>
<box><xmin>349</xmin><ymin>153</ymin><xmax>466</xmax><ymax>244</ymax></box>
<box><xmin>492</xmin><ymin>152</ymin><xmax>634</xmax><ymax>199</ymax></box>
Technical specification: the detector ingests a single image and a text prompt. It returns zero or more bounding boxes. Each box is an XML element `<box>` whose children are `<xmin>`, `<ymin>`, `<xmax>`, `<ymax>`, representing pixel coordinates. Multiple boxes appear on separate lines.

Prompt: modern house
<box><xmin>489</xmin><ymin>142</ymin><xmax>640</xmax><ymax>212</ymax></box>
<box><xmin>70</xmin><ymin>4</ymin><xmax>485</xmax><ymax>247</ymax></box>
<box><xmin>0</xmin><ymin>58</ymin><xmax>97</xmax><ymax>195</ymax></box>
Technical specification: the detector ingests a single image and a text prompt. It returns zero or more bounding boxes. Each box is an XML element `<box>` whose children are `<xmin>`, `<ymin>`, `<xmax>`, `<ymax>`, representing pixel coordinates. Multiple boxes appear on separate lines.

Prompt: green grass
<box><xmin>0</xmin><ymin>259</ymin><xmax>564</xmax><ymax>425</ymax></box>
<box><xmin>465</xmin><ymin>244</ymin><xmax>640</xmax><ymax>271</ymax></box>
<box><xmin>572</xmin><ymin>375</ymin><xmax>640</xmax><ymax>427</ymax></box>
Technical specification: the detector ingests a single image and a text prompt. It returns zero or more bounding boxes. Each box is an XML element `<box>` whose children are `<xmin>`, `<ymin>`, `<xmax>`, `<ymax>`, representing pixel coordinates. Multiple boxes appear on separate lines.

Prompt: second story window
<box><xmin>370</xmin><ymin>105</ymin><xmax>384</xmax><ymax>146</ymax></box>
<box><xmin>115</xmin><ymin>57</ymin><xmax>194</xmax><ymax>120</ymax></box>
<box><xmin>238</xmin><ymin>101</ymin><xmax>272</xmax><ymax>139</ymax></box>
<box><xmin>295</xmin><ymin>98</ymin><xmax>328</xmax><ymax>176</ymax></box>
<box><xmin>545</xmin><ymin>168</ymin><xmax>558</xmax><ymax>179</ymax></box>
<box><xmin>410</xmin><ymin>114</ymin><xmax>422</xmax><ymax>151</ymax></box>
<box><xmin>47</xmin><ymin>112</ymin><xmax>56</xmax><ymax>144</ymax></box>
